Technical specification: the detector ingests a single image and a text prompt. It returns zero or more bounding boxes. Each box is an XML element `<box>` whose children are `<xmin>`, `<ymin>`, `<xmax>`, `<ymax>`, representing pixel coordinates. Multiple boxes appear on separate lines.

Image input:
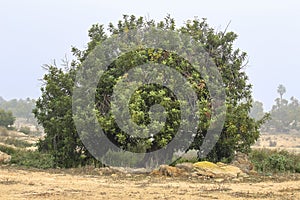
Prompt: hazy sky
<box><xmin>0</xmin><ymin>0</ymin><xmax>299</xmax><ymax>111</ymax></box>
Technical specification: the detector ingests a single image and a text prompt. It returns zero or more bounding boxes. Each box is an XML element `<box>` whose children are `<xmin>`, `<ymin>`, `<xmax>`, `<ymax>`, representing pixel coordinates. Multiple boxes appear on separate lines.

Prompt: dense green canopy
<box><xmin>34</xmin><ymin>15</ymin><xmax>267</xmax><ymax>168</ymax></box>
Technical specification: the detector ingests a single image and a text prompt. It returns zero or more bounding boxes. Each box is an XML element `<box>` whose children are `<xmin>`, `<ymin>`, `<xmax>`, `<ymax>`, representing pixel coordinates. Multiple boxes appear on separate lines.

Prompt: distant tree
<box><xmin>0</xmin><ymin>96</ymin><xmax>5</xmax><ymax>105</ymax></box>
<box><xmin>0</xmin><ymin>97</ymin><xmax>36</xmax><ymax>123</ymax></box>
<box><xmin>263</xmin><ymin>85</ymin><xmax>300</xmax><ymax>133</ymax></box>
<box><xmin>250</xmin><ymin>101</ymin><xmax>265</xmax><ymax>121</ymax></box>
<box><xmin>0</xmin><ymin>109</ymin><xmax>15</xmax><ymax>128</ymax></box>
<box><xmin>277</xmin><ymin>84</ymin><xmax>286</xmax><ymax>102</ymax></box>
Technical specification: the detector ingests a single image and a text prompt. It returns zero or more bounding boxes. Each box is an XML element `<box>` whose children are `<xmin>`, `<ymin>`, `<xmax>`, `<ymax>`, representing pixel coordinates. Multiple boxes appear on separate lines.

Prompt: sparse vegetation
<box><xmin>170</xmin><ymin>156</ymin><xmax>199</xmax><ymax>166</ymax></box>
<box><xmin>102</xmin><ymin>150</ymin><xmax>140</xmax><ymax>167</ymax></box>
<box><xmin>0</xmin><ymin>109</ymin><xmax>15</xmax><ymax>128</ymax></box>
<box><xmin>250</xmin><ymin>149</ymin><xmax>300</xmax><ymax>174</ymax></box>
<box><xmin>0</xmin><ymin>144</ymin><xmax>16</xmax><ymax>155</ymax></box>
<box><xmin>9</xmin><ymin>150</ymin><xmax>54</xmax><ymax>169</ymax></box>
<box><xmin>18</xmin><ymin>126</ymin><xmax>31</xmax><ymax>135</ymax></box>
<box><xmin>0</xmin><ymin>126</ymin><xmax>9</xmax><ymax>136</ymax></box>
<box><xmin>0</xmin><ymin>144</ymin><xmax>54</xmax><ymax>169</ymax></box>
<box><xmin>2</xmin><ymin>138</ymin><xmax>32</xmax><ymax>148</ymax></box>
<box><xmin>269</xmin><ymin>140</ymin><xmax>277</xmax><ymax>147</ymax></box>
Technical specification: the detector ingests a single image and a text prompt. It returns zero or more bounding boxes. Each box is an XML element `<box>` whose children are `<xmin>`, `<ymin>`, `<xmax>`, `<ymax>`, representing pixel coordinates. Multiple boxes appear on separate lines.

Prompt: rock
<box><xmin>111</xmin><ymin>174</ymin><xmax>118</xmax><ymax>178</ymax></box>
<box><xmin>125</xmin><ymin>168</ymin><xmax>151</xmax><ymax>174</ymax></box>
<box><xmin>232</xmin><ymin>178</ymin><xmax>241</xmax><ymax>182</ymax></box>
<box><xmin>150</xmin><ymin>165</ymin><xmax>186</xmax><ymax>177</ymax></box>
<box><xmin>193</xmin><ymin>161</ymin><xmax>243</xmax><ymax>179</ymax></box>
<box><xmin>175</xmin><ymin>162</ymin><xmax>194</xmax><ymax>173</ymax></box>
<box><xmin>219</xmin><ymin>165</ymin><xmax>244</xmax><ymax>178</ymax></box>
<box><xmin>231</xmin><ymin>152</ymin><xmax>254</xmax><ymax>174</ymax></box>
<box><xmin>193</xmin><ymin>161</ymin><xmax>222</xmax><ymax>178</ymax></box>
<box><xmin>215</xmin><ymin>178</ymin><xmax>225</xmax><ymax>183</ymax></box>
<box><xmin>249</xmin><ymin>170</ymin><xmax>258</xmax><ymax>176</ymax></box>
<box><xmin>99</xmin><ymin>167</ymin><xmax>125</xmax><ymax>175</ymax></box>
<box><xmin>0</xmin><ymin>151</ymin><xmax>11</xmax><ymax>163</ymax></box>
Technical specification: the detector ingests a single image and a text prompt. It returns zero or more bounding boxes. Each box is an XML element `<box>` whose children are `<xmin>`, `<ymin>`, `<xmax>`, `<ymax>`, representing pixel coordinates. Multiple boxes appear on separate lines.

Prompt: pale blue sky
<box><xmin>0</xmin><ymin>0</ymin><xmax>299</xmax><ymax>111</ymax></box>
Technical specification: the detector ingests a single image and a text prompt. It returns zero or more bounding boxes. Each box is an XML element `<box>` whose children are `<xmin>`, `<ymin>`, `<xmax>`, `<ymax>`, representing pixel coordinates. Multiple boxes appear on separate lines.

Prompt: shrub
<box><xmin>0</xmin><ymin>144</ymin><xmax>16</xmax><ymax>155</ymax></box>
<box><xmin>269</xmin><ymin>140</ymin><xmax>277</xmax><ymax>147</ymax></box>
<box><xmin>0</xmin><ymin>109</ymin><xmax>15</xmax><ymax>128</ymax></box>
<box><xmin>10</xmin><ymin>150</ymin><xmax>54</xmax><ymax>169</ymax></box>
<box><xmin>19</xmin><ymin>126</ymin><xmax>31</xmax><ymax>135</ymax></box>
<box><xmin>0</xmin><ymin>144</ymin><xmax>54</xmax><ymax>169</ymax></box>
<box><xmin>0</xmin><ymin>126</ymin><xmax>9</xmax><ymax>136</ymax></box>
<box><xmin>102</xmin><ymin>150</ymin><xmax>140</xmax><ymax>167</ymax></box>
<box><xmin>3</xmin><ymin>138</ymin><xmax>32</xmax><ymax>148</ymax></box>
<box><xmin>249</xmin><ymin>149</ymin><xmax>300</xmax><ymax>174</ymax></box>
<box><xmin>170</xmin><ymin>157</ymin><xmax>199</xmax><ymax>166</ymax></box>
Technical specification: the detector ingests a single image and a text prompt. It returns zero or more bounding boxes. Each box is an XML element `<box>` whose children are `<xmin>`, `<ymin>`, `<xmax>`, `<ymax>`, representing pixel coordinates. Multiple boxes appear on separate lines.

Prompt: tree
<box><xmin>277</xmin><ymin>84</ymin><xmax>286</xmax><ymax>102</ymax></box>
<box><xmin>263</xmin><ymin>94</ymin><xmax>300</xmax><ymax>133</ymax></box>
<box><xmin>250</xmin><ymin>101</ymin><xmax>265</xmax><ymax>121</ymax></box>
<box><xmin>0</xmin><ymin>109</ymin><xmax>15</xmax><ymax>128</ymax></box>
<box><xmin>0</xmin><ymin>97</ymin><xmax>36</xmax><ymax>123</ymax></box>
<box><xmin>33</xmin><ymin>65</ymin><xmax>100</xmax><ymax>168</ymax></box>
<box><xmin>35</xmin><ymin>15</ymin><xmax>267</xmax><ymax>167</ymax></box>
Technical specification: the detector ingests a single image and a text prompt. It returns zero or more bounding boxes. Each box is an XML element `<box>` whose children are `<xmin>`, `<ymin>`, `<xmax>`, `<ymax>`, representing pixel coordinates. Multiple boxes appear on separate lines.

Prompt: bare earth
<box><xmin>0</xmin><ymin>167</ymin><xmax>299</xmax><ymax>200</ymax></box>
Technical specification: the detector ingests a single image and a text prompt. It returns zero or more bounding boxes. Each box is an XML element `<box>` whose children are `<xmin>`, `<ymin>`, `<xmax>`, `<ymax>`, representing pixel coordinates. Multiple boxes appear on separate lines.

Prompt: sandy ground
<box><xmin>252</xmin><ymin>133</ymin><xmax>300</xmax><ymax>154</ymax></box>
<box><xmin>0</xmin><ymin>167</ymin><xmax>299</xmax><ymax>200</ymax></box>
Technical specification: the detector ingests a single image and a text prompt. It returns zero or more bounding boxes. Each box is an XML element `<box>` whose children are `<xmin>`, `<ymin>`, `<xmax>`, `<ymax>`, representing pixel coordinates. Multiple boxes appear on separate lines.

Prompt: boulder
<box><xmin>193</xmin><ymin>161</ymin><xmax>245</xmax><ymax>178</ymax></box>
<box><xmin>175</xmin><ymin>162</ymin><xmax>194</xmax><ymax>173</ymax></box>
<box><xmin>0</xmin><ymin>151</ymin><xmax>11</xmax><ymax>163</ymax></box>
<box><xmin>230</xmin><ymin>152</ymin><xmax>254</xmax><ymax>174</ymax></box>
<box><xmin>151</xmin><ymin>165</ymin><xmax>187</xmax><ymax>177</ymax></box>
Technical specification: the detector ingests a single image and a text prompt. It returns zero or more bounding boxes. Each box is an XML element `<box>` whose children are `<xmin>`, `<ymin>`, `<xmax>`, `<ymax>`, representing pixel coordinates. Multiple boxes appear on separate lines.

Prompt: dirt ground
<box><xmin>252</xmin><ymin>132</ymin><xmax>300</xmax><ymax>154</ymax></box>
<box><xmin>0</xmin><ymin>166</ymin><xmax>299</xmax><ymax>200</ymax></box>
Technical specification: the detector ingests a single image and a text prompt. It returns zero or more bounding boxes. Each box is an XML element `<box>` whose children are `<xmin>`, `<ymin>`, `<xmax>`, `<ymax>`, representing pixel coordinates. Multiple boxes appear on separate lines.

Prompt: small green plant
<box><xmin>19</xmin><ymin>126</ymin><xmax>31</xmax><ymax>135</ymax></box>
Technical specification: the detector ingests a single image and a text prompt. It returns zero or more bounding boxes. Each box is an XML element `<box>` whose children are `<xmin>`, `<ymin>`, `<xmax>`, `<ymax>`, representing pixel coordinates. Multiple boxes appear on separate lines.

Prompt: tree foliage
<box><xmin>34</xmin><ymin>15</ymin><xmax>267</xmax><ymax>167</ymax></box>
<box><xmin>33</xmin><ymin>65</ymin><xmax>102</xmax><ymax>167</ymax></box>
<box><xmin>0</xmin><ymin>109</ymin><xmax>15</xmax><ymax>128</ymax></box>
<box><xmin>277</xmin><ymin>84</ymin><xmax>286</xmax><ymax>101</ymax></box>
<box><xmin>263</xmin><ymin>85</ymin><xmax>300</xmax><ymax>133</ymax></box>
<box><xmin>250</xmin><ymin>101</ymin><xmax>265</xmax><ymax>121</ymax></box>
<box><xmin>0</xmin><ymin>97</ymin><xmax>36</xmax><ymax>123</ymax></box>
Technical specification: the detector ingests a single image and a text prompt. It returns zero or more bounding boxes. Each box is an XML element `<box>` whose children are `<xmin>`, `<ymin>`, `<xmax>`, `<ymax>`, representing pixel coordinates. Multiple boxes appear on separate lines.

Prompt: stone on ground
<box><xmin>193</xmin><ymin>161</ymin><xmax>246</xmax><ymax>178</ymax></box>
<box><xmin>0</xmin><ymin>151</ymin><xmax>11</xmax><ymax>163</ymax></box>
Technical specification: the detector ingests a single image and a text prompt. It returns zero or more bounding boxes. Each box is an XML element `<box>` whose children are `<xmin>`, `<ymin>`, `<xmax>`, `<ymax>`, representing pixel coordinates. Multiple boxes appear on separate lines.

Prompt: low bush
<box><xmin>102</xmin><ymin>150</ymin><xmax>141</xmax><ymax>167</ymax></box>
<box><xmin>19</xmin><ymin>126</ymin><xmax>31</xmax><ymax>135</ymax></box>
<box><xmin>0</xmin><ymin>126</ymin><xmax>9</xmax><ymax>136</ymax></box>
<box><xmin>10</xmin><ymin>150</ymin><xmax>54</xmax><ymax>169</ymax></box>
<box><xmin>170</xmin><ymin>156</ymin><xmax>199</xmax><ymax>166</ymax></box>
<box><xmin>0</xmin><ymin>144</ymin><xmax>16</xmax><ymax>155</ymax></box>
<box><xmin>3</xmin><ymin>138</ymin><xmax>32</xmax><ymax>148</ymax></box>
<box><xmin>0</xmin><ymin>144</ymin><xmax>54</xmax><ymax>169</ymax></box>
<box><xmin>249</xmin><ymin>148</ymin><xmax>300</xmax><ymax>174</ymax></box>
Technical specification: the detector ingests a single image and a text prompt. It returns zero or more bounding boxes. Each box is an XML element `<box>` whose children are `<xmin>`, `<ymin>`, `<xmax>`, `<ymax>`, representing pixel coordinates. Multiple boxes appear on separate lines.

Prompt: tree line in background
<box><xmin>0</xmin><ymin>97</ymin><xmax>36</xmax><ymax>124</ymax></box>
<box><xmin>250</xmin><ymin>84</ymin><xmax>300</xmax><ymax>134</ymax></box>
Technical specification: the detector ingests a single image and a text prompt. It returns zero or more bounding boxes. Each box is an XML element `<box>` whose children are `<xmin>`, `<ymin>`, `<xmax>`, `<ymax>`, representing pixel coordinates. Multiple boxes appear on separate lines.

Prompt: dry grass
<box><xmin>0</xmin><ymin>166</ymin><xmax>299</xmax><ymax>200</ymax></box>
<box><xmin>252</xmin><ymin>133</ymin><xmax>300</xmax><ymax>154</ymax></box>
